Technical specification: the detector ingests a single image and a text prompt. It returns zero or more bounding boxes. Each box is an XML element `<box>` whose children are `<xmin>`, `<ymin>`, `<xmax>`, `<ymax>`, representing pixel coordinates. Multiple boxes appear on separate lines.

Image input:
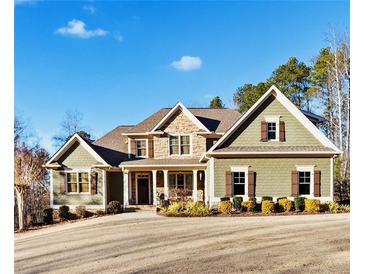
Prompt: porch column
<box><xmin>193</xmin><ymin>169</ymin><xmax>198</xmax><ymax>202</ymax></box>
<box><xmin>123</xmin><ymin>170</ymin><xmax>129</xmax><ymax>207</ymax></box>
<box><xmin>102</xmin><ymin>170</ymin><xmax>107</xmax><ymax>211</ymax></box>
<box><xmin>204</xmin><ymin>169</ymin><xmax>208</xmax><ymax>205</ymax></box>
<box><xmin>152</xmin><ymin>170</ymin><xmax>157</xmax><ymax>205</ymax></box>
<box><xmin>163</xmin><ymin>170</ymin><xmax>169</xmax><ymax>200</ymax></box>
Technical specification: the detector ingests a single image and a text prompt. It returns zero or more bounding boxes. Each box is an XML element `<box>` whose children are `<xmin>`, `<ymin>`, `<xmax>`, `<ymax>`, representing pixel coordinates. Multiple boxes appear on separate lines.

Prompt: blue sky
<box><xmin>15</xmin><ymin>0</ymin><xmax>349</xmax><ymax>153</ymax></box>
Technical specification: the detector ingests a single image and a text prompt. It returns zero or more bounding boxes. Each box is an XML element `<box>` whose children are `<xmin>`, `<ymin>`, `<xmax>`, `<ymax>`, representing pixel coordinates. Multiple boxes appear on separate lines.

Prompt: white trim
<box><xmin>123</xmin><ymin>170</ymin><xmax>129</xmax><ymax>207</ymax></box>
<box><xmin>64</xmin><ymin>169</ymin><xmax>91</xmax><ymax>194</ymax></box>
<box><xmin>230</xmin><ymin>166</ymin><xmax>249</xmax><ymax>197</ymax></box>
<box><xmin>330</xmin><ymin>157</ymin><xmax>334</xmax><ymax>201</ymax></box>
<box><xmin>150</xmin><ymin>102</ymin><xmax>210</xmax><ymax>133</ymax></box>
<box><xmin>152</xmin><ymin>170</ymin><xmax>157</xmax><ymax>205</ymax></box>
<box><xmin>135</xmin><ymin>139</ymin><xmax>148</xmax><ymax>158</ymax></box>
<box><xmin>102</xmin><ymin>170</ymin><xmax>107</xmax><ymax>210</ymax></box>
<box><xmin>207</xmin><ymin>85</ymin><xmax>341</xmax><ymax>154</ymax></box>
<box><xmin>163</xmin><ymin>170</ymin><xmax>169</xmax><ymax>199</ymax></box>
<box><xmin>168</xmin><ymin>133</ymin><xmax>193</xmax><ymax>156</ymax></box>
<box><xmin>204</xmin><ymin>169</ymin><xmax>208</xmax><ymax>205</ymax></box>
<box><xmin>135</xmin><ymin>173</ymin><xmax>151</xmax><ymax>204</ymax></box>
<box><xmin>296</xmin><ymin>165</ymin><xmax>315</xmax><ymax>197</ymax></box>
<box><xmin>46</xmin><ymin>133</ymin><xmax>109</xmax><ymax>167</ymax></box>
<box><xmin>193</xmin><ymin>170</ymin><xmax>198</xmax><ymax>201</ymax></box>
<box><xmin>50</xmin><ymin>170</ymin><xmax>54</xmax><ymax>207</ymax></box>
<box><xmin>209</xmin><ymin>157</ymin><xmax>215</xmax><ymax>205</ymax></box>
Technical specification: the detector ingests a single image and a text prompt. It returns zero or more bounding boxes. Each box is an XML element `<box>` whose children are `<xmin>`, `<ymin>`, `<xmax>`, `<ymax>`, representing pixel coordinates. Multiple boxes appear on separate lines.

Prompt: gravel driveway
<box><xmin>15</xmin><ymin>212</ymin><xmax>349</xmax><ymax>274</ymax></box>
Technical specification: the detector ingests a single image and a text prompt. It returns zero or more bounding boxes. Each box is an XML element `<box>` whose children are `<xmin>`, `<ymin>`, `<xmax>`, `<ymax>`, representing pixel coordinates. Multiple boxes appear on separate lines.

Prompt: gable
<box><xmin>160</xmin><ymin>109</ymin><xmax>201</xmax><ymax>133</ymax></box>
<box><xmin>221</xmin><ymin>95</ymin><xmax>322</xmax><ymax>148</ymax></box>
<box><xmin>58</xmin><ymin>141</ymin><xmax>99</xmax><ymax>168</ymax></box>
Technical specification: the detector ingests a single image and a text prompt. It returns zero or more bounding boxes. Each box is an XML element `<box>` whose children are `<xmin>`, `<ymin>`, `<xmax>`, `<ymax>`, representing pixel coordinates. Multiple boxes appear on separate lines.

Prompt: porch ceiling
<box><xmin>119</xmin><ymin>158</ymin><xmax>207</xmax><ymax>169</ymax></box>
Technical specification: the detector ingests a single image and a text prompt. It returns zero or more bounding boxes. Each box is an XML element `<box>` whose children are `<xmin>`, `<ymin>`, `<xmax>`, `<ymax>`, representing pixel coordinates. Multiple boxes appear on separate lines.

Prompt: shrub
<box><xmin>338</xmin><ymin>204</ymin><xmax>350</xmax><ymax>213</ymax></box>
<box><xmin>75</xmin><ymin>206</ymin><xmax>87</xmax><ymax>218</ymax></box>
<box><xmin>166</xmin><ymin>201</ymin><xmax>185</xmax><ymax>214</ymax></box>
<box><xmin>107</xmin><ymin>201</ymin><xmax>122</xmax><ymax>214</ymax></box>
<box><xmin>219</xmin><ymin>200</ymin><xmax>232</xmax><ymax>214</ymax></box>
<box><xmin>261</xmin><ymin>196</ymin><xmax>273</xmax><ymax>202</ymax></box>
<box><xmin>59</xmin><ymin>205</ymin><xmax>70</xmax><ymax>220</ymax></box>
<box><xmin>160</xmin><ymin>199</ymin><xmax>170</xmax><ymax>209</ymax></box>
<box><xmin>261</xmin><ymin>200</ymin><xmax>275</xmax><ymax>214</ymax></box>
<box><xmin>43</xmin><ymin>208</ymin><xmax>53</xmax><ymax>224</ymax></box>
<box><xmin>220</xmin><ymin>197</ymin><xmax>230</xmax><ymax>202</ymax></box>
<box><xmin>186</xmin><ymin>201</ymin><xmax>210</xmax><ymax>216</ymax></box>
<box><xmin>325</xmin><ymin>201</ymin><xmax>340</xmax><ymax>213</ymax></box>
<box><xmin>304</xmin><ymin>199</ymin><xmax>320</xmax><ymax>213</ymax></box>
<box><xmin>232</xmin><ymin>196</ymin><xmax>243</xmax><ymax>211</ymax></box>
<box><xmin>278</xmin><ymin>198</ymin><xmax>292</xmax><ymax>212</ymax></box>
<box><xmin>241</xmin><ymin>200</ymin><xmax>255</xmax><ymax>212</ymax></box>
<box><xmin>95</xmin><ymin>210</ymin><xmax>105</xmax><ymax>217</ymax></box>
<box><xmin>294</xmin><ymin>197</ymin><xmax>306</xmax><ymax>211</ymax></box>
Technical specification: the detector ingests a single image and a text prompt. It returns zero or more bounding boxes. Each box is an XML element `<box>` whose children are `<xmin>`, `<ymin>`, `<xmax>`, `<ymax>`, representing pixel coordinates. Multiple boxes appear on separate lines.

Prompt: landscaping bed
<box><xmin>157</xmin><ymin>197</ymin><xmax>350</xmax><ymax>218</ymax></box>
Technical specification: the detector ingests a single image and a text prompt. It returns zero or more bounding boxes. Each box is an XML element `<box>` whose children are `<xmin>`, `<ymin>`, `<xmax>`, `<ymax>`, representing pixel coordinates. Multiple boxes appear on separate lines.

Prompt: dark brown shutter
<box><xmin>291</xmin><ymin>170</ymin><xmax>298</xmax><ymax>197</ymax></box>
<box><xmin>60</xmin><ymin>172</ymin><xmax>66</xmax><ymax>194</ymax></box>
<box><xmin>260</xmin><ymin>121</ymin><xmax>267</xmax><ymax>142</ymax></box>
<box><xmin>225</xmin><ymin>171</ymin><xmax>232</xmax><ymax>197</ymax></box>
<box><xmin>148</xmin><ymin>139</ymin><xmax>153</xmax><ymax>158</ymax></box>
<box><xmin>248</xmin><ymin>171</ymin><xmax>255</xmax><ymax>197</ymax></box>
<box><xmin>279</xmin><ymin>121</ymin><xmax>286</xmax><ymax>142</ymax></box>
<box><xmin>91</xmin><ymin>172</ymin><xmax>97</xmax><ymax>195</ymax></box>
<box><xmin>314</xmin><ymin>170</ymin><xmax>321</xmax><ymax>197</ymax></box>
<box><xmin>130</xmin><ymin>139</ymin><xmax>136</xmax><ymax>158</ymax></box>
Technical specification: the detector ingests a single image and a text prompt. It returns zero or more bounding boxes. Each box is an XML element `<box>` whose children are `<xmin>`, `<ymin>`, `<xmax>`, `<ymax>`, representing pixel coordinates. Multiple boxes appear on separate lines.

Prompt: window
<box><xmin>169</xmin><ymin>136</ymin><xmax>179</xmax><ymax>155</ymax></box>
<box><xmin>232</xmin><ymin>172</ymin><xmax>245</xmax><ymax>195</ymax></box>
<box><xmin>298</xmin><ymin>171</ymin><xmax>311</xmax><ymax>195</ymax></box>
<box><xmin>66</xmin><ymin>171</ymin><xmax>90</xmax><ymax>193</ymax></box>
<box><xmin>169</xmin><ymin>135</ymin><xmax>191</xmax><ymax>155</ymax></box>
<box><xmin>168</xmin><ymin>173</ymin><xmax>193</xmax><ymax>190</ymax></box>
<box><xmin>267</xmin><ymin>122</ymin><xmax>276</xmax><ymax>140</ymax></box>
<box><xmin>136</xmin><ymin>140</ymin><xmax>147</xmax><ymax>158</ymax></box>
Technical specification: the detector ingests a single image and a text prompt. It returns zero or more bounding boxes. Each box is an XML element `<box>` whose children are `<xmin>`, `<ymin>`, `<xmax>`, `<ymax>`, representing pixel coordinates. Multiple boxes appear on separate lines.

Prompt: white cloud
<box><xmin>113</xmin><ymin>31</ymin><xmax>124</xmax><ymax>42</ymax></box>
<box><xmin>171</xmin><ymin>56</ymin><xmax>202</xmax><ymax>71</ymax></box>
<box><xmin>55</xmin><ymin>19</ymin><xmax>108</xmax><ymax>39</ymax></box>
<box><xmin>83</xmin><ymin>5</ymin><xmax>96</xmax><ymax>15</ymax></box>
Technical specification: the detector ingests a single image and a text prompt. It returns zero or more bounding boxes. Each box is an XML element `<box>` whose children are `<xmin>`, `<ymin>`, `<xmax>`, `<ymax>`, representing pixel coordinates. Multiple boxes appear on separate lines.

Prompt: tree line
<box><xmin>210</xmin><ymin>30</ymin><xmax>350</xmax><ymax>201</ymax></box>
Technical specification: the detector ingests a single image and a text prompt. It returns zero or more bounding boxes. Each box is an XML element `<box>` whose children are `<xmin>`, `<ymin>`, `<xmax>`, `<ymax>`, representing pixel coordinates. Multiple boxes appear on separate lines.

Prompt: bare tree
<box><xmin>53</xmin><ymin>109</ymin><xmax>92</xmax><ymax>146</ymax></box>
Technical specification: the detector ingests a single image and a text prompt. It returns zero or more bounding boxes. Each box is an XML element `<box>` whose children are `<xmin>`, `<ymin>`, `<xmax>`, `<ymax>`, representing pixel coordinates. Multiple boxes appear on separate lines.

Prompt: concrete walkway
<box><xmin>15</xmin><ymin>212</ymin><xmax>349</xmax><ymax>274</ymax></box>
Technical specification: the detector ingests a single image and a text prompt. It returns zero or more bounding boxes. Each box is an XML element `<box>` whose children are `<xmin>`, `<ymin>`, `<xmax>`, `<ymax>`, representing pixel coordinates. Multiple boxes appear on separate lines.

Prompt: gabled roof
<box><xmin>125</xmin><ymin>105</ymin><xmax>242</xmax><ymax>134</ymax></box>
<box><xmin>45</xmin><ymin>133</ymin><xmax>110</xmax><ymax>167</ymax></box>
<box><xmin>206</xmin><ymin>85</ymin><xmax>341</xmax><ymax>155</ymax></box>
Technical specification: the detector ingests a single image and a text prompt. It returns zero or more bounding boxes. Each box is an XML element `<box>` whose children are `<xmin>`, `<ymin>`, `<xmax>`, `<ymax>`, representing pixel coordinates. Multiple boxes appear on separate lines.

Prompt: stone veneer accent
<box><xmin>153</xmin><ymin>109</ymin><xmax>206</xmax><ymax>159</ymax></box>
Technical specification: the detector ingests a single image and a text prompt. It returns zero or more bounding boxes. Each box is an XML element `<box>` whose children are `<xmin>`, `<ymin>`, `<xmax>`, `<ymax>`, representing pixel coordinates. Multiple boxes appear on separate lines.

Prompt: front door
<box><xmin>137</xmin><ymin>176</ymin><xmax>150</xmax><ymax>204</ymax></box>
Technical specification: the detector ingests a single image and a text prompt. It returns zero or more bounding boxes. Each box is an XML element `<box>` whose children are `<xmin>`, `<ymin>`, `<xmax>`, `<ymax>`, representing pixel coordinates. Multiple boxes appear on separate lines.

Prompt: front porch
<box><xmin>122</xmin><ymin>168</ymin><xmax>207</xmax><ymax>207</ymax></box>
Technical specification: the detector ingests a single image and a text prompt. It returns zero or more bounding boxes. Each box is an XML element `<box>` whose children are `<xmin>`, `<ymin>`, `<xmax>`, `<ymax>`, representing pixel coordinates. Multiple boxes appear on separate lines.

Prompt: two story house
<box><xmin>45</xmin><ymin>86</ymin><xmax>341</xmax><ymax>210</ymax></box>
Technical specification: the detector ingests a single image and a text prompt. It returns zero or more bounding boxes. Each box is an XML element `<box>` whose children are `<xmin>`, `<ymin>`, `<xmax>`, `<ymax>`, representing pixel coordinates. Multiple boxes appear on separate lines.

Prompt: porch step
<box><xmin>125</xmin><ymin>205</ymin><xmax>156</xmax><ymax>212</ymax></box>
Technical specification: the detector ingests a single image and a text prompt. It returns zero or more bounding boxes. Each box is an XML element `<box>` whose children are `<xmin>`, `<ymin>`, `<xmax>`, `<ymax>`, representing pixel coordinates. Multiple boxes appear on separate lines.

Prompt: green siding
<box><xmin>58</xmin><ymin>142</ymin><xmax>97</xmax><ymax>168</ymax></box>
<box><xmin>214</xmin><ymin>157</ymin><xmax>331</xmax><ymax>198</ymax></box>
<box><xmin>53</xmin><ymin>168</ymin><xmax>104</xmax><ymax>205</ymax></box>
<box><xmin>227</xmin><ymin>95</ymin><xmax>322</xmax><ymax>147</ymax></box>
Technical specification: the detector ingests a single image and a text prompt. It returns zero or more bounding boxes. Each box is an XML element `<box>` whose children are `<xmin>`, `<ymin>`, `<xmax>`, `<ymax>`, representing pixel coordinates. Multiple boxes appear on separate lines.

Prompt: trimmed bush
<box><xmin>107</xmin><ymin>201</ymin><xmax>122</xmax><ymax>214</ymax></box>
<box><xmin>220</xmin><ymin>197</ymin><xmax>230</xmax><ymax>202</ymax></box>
<box><xmin>186</xmin><ymin>201</ymin><xmax>210</xmax><ymax>217</ymax></box>
<box><xmin>166</xmin><ymin>201</ymin><xmax>185</xmax><ymax>214</ymax></box>
<box><xmin>232</xmin><ymin>196</ymin><xmax>243</xmax><ymax>211</ymax></box>
<box><xmin>294</xmin><ymin>197</ymin><xmax>306</xmax><ymax>211</ymax></box>
<box><xmin>241</xmin><ymin>200</ymin><xmax>255</xmax><ymax>212</ymax></box>
<box><xmin>325</xmin><ymin>201</ymin><xmax>340</xmax><ymax>213</ymax></box>
<box><xmin>338</xmin><ymin>204</ymin><xmax>350</xmax><ymax>213</ymax></box>
<box><xmin>75</xmin><ymin>206</ymin><xmax>87</xmax><ymax>218</ymax></box>
<box><xmin>278</xmin><ymin>198</ymin><xmax>293</xmax><ymax>212</ymax></box>
<box><xmin>261</xmin><ymin>200</ymin><xmax>275</xmax><ymax>214</ymax></box>
<box><xmin>304</xmin><ymin>199</ymin><xmax>320</xmax><ymax>213</ymax></box>
<box><xmin>219</xmin><ymin>200</ymin><xmax>232</xmax><ymax>214</ymax></box>
<box><xmin>261</xmin><ymin>196</ymin><xmax>273</xmax><ymax>202</ymax></box>
<box><xmin>59</xmin><ymin>205</ymin><xmax>70</xmax><ymax>220</ymax></box>
<box><xmin>43</xmin><ymin>208</ymin><xmax>53</xmax><ymax>224</ymax></box>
